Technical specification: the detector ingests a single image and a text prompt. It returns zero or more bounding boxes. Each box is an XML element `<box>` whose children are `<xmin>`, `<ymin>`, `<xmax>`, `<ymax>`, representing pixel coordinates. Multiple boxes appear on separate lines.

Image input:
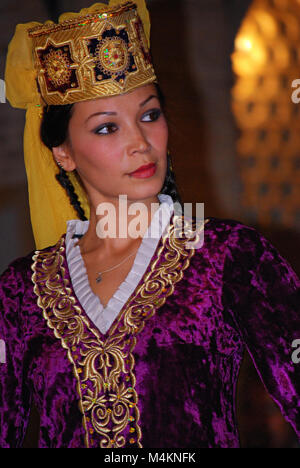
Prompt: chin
<box><xmin>125</xmin><ymin>182</ymin><xmax>163</xmax><ymax>202</ymax></box>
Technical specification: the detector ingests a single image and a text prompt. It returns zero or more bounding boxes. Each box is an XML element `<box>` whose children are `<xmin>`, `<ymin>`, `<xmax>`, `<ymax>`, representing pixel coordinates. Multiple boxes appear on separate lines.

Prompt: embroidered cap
<box><xmin>5</xmin><ymin>0</ymin><xmax>157</xmax><ymax>250</ymax></box>
<box><xmin>28</xmin><ymin>1</ymin><xmax>156</xmax><ymax>105</ymax></box>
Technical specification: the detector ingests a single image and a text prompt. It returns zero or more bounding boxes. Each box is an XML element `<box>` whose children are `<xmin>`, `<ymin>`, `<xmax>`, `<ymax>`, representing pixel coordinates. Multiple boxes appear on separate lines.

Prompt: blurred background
<box><xmin>0</xmin><ymin>0</ymin><xmax>299</xmax><ymax>448</ymax></box>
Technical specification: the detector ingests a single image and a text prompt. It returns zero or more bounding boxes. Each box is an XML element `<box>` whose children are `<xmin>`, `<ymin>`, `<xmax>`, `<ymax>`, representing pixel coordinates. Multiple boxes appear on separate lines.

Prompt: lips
<box><xmin>128</xmin><ymin>163</ymin><xmax>156</xmax><ymax>178</ymax></box>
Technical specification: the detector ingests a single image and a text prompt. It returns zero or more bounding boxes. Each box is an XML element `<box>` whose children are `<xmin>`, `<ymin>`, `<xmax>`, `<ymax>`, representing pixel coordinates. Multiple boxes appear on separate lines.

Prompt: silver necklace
<box><xmin>96</xmin><ymin>249</ymin><xmax>138</xmax><ymax>283</ymax></box>
<box><xmin>72</xmin><ymin>233</ymin><xmax>138</xmax><ymax>284</ymax></box>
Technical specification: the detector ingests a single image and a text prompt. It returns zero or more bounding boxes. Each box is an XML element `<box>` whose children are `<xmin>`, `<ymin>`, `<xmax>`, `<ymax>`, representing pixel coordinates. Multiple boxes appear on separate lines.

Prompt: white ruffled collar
<box><xmin>65</xmin><ymin>194</ymin><xmax>174</xmax><ymax>334</ymax></box>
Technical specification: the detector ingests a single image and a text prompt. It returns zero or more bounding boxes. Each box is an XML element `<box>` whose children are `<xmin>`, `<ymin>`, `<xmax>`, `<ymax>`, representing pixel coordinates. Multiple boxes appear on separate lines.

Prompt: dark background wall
<box><xmin>0</xmin><ymin>0</ymin><xmax>254</xmax><ymax>271</ymax></box>
<box><xmin>0</xmin><ymin>0</ymin><xmax>299</xmax><ymax>448</ymax></box>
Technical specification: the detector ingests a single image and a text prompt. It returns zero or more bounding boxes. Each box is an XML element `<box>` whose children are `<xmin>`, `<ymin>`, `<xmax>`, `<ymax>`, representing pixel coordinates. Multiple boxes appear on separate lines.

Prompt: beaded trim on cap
<box><xmin>28</xmin><ymin>1</ymin><xmax>156</xmax><ymax>105</ymax></box>
<box><xmin>28</xmin><ymin>2</ymin><xmax>134</xmax><ymax>37</ymax></box>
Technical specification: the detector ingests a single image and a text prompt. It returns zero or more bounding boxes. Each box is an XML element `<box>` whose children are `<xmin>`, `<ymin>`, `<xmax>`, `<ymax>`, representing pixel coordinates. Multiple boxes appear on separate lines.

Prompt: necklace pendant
<box><xmin>96</xmin><ymin>274</ymin><xmax>102</xmax><ymax>283</ymax></box>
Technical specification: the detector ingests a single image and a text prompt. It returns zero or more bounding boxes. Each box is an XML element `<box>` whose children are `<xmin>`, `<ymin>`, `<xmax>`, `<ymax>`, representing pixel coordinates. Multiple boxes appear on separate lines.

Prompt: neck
<box><xmin>77</xmin><ymin>194</ymin><xmax>161</xmax><ymax>255</ymax></box>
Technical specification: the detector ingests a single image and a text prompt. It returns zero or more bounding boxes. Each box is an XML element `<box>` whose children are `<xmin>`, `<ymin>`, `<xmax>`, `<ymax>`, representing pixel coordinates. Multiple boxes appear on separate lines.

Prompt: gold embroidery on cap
<box><xmin>44</xmin><ymin>48</ymin><xmax>72</xmax><ymax>87</ymax></box>
<box><xmin>28</xmin><ymin>2</ymin><xmax>156</xmax><ymax>105</ymax></box>
<box><xmin>97</xmin><ymin>37</ymin><xmax>128</xmax><ymax>73</ymax></box>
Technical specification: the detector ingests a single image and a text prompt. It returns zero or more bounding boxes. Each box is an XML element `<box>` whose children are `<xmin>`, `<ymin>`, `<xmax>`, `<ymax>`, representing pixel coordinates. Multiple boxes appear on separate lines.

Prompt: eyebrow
<box><xmin>139</xmin><ymin>94</ymin><xmax>159</xmax><ymax>107</ymax></box>
<box><xmin>85</xmin><ymin>94</ymin><xmax>159</xmax><ymax>124</ymax></box>
<box><xmin>85</xmin><ymin>110</ymin><xmax>116</xmax><ymax>124</ymax></box>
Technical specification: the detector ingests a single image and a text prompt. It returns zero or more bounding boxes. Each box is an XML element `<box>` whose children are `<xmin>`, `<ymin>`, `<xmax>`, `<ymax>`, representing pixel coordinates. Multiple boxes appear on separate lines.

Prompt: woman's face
<box><xmin>55</xmin><ymin>84</ymin><xmax>168</xmax><ymax>205</ymax></box>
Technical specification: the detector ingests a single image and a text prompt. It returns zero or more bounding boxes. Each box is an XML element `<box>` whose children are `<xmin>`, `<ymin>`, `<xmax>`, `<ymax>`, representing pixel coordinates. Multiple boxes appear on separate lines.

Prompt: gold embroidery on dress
<box><xmin>31</xmin><ymin>216</ymin><xmax>207</xmax><ymax>447</ymax></box>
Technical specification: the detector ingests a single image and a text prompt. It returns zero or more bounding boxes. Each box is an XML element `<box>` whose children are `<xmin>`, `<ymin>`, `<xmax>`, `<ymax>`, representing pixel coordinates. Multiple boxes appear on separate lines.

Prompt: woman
<box><xmin>1</xmin><ymin>0</ymin><xmax>300</xmax><ymax>448</ymax></box>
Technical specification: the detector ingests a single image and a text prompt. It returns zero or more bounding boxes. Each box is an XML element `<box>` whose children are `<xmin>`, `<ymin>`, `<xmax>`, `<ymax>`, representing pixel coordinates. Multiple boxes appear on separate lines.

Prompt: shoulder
<box><xmin>199</xmin><ymin>216</ymin><xmax>267</xmax><ymax>254</ymax></box>
<box><xmin>0</xmin><ymin>251</ymin><xmax>35</xmax><ymax>292</ymax></box>
<box><xmin>182</xmin><ymin>216</ymin><xmax>263</xmax><ymax>276</ymax></box>
<box><xmin>203</xmin><ymin>216</ymin><xmax>281</xmax><ymax>258</ymax></box>
<box><xmin>0</xmin><ymin>251</ymin><xmax>37</xmax><ymax>329</ymax></box>
<box><xmin>0</xmin><ymin>237</ymin><xmax>67</xmax><ymax>336</ymax></box>
<box><xmin>202</xmin><ymin>215</ymin><xmax>283</xmax><ymax>259</ymax></box>
<box><xmin>204</xmin><ymin>217</ymin><xmax>300</xmax><ymax>289</ymax></box>
<box><xmin>0</xmin><ymin>235</ymin><xmax>66</xmax><ymax>290</ymax></box>
<box><xmin>194</xmin><ymin>217</ymin><xmax>299</xmax><ymax>280</ymax></box>
<box><xmin>204</xmin><ymin>216</ymin><xmax>261</xmax><ymax>239</ymax></box>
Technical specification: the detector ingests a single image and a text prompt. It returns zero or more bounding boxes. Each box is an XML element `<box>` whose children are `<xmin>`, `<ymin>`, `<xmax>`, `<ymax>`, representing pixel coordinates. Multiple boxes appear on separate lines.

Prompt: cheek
<box><xmin>154</xmin><ymin>120</ymin><xmax>169</xmax><ymax>149</ymax></box>
<box><xmin>70</xmin><ymin>134</ymin><xmax>121</xmax><ymax>173</ymax></box>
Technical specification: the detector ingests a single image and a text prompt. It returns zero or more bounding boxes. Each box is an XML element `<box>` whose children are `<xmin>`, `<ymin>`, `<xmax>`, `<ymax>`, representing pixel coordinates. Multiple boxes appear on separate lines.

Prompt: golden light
<box><xmin>255</xmin><ymin>10</ymin><xmax>277</xmax><ymax>39</ymax></box>
<box><xmin>232</xmin><ymin>32</ymin><xmax>267</xmax><ymax>76</ymax></box>
<box><xmin>231</xmin><ymin>0</ymin><xmax>300</xmax><ymax>230</ymax></box>
<box><xmin>232</xmin><ymin>17</ymin><xmax>267</xmax><ymax>76</ymax></box>
<box><xmin>235</xmin><ymin>36</ymin><xmax>253</xmax><ymax>52</ymax></box>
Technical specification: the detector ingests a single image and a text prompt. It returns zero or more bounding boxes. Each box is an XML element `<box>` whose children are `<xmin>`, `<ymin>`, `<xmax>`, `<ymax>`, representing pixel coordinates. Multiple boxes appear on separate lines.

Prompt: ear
<box><xmin>52</xmin><ymin>144</ymin><xmax>76</xmax><ymax>172</ymax></box>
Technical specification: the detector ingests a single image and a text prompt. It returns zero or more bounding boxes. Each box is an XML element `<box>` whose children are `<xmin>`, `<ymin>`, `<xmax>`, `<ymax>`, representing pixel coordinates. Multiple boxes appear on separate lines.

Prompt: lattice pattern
<box><xmin>231</xmin><ymin>0</ymin><xmax>300</xmax><ymax>229</ymax></box>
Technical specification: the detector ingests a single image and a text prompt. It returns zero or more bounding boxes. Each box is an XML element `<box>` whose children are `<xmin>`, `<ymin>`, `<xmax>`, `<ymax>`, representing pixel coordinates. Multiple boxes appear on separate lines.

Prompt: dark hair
<box><xmin>40</xmin><ymin>84</ymin><xmax>182</xmax><ymax>220</ymax></box>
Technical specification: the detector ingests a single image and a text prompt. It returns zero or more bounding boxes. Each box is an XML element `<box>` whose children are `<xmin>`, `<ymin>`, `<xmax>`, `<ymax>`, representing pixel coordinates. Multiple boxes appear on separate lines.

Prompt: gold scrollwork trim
<box><xmin>31</xmin><ymin>216</ymin><xmax>207</xmax><ymax>447</ymax></box>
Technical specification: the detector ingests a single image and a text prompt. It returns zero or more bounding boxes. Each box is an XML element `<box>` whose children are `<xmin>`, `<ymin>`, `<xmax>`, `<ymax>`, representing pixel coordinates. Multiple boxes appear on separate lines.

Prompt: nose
<box><xmin>126</xmin><ymin>123</ymin><xmax>151</xmax><ymax>156</ymax></box>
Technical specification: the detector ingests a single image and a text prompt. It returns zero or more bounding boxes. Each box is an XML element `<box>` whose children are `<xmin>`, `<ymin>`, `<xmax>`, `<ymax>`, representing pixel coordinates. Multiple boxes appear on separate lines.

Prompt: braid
<box><xmin>55</xmin><ymin>166</ymin><xmax>87</xmax><ymax>221</ymax></box>
<box><xmin>155</xmin><ymin>84</ymin><xmax>183</xmax><ymax>206</ymax></box>
<box><xmin>41</xmin><ymin>104</ymin><xmax>87</xmax><ymax>220</ymax></box>
<box><xmin>160</xmin><ymin>152</ymin><xmax>183</xmax><ymax>206</ymax></box>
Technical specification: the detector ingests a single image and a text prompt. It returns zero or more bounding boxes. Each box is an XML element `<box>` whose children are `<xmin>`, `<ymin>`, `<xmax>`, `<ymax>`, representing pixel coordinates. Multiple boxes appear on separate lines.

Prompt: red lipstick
<box><xmin>129</xmin><ymin>163</ymin><xmax>156</xmax><ymax>178</ymax></box>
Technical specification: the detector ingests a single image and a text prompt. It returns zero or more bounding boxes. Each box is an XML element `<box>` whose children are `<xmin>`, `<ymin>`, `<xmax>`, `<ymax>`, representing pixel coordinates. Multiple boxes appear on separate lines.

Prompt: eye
<box><xmin>94</xmin><ymin>123</ymin><xmax>118</xmax><ymax>135</ymax></box>
<box><xmin>141</xmin><ymin>108</ymin><xmax>162</xmax><ymax>123</ymax></box>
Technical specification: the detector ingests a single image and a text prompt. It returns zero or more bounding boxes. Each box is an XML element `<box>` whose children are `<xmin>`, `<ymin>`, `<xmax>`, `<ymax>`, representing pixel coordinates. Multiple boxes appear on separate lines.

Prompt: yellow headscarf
<box><xmin>5</xmin><ymin>0</ymin><xmax>151</xmax><ymax>250</ymax></box>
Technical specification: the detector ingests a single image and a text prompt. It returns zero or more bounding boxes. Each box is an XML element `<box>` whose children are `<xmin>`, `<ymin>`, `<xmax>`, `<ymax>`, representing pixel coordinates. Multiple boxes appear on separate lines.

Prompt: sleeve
<box><xmin>0</xmin><ymin>261</ymin><xmax>31</xmax><ymax>448</ymax></box>
<box><xmin>221</xmin><ymin>223</ymin><xmax>300</xmax><ymax>441</ymax></box>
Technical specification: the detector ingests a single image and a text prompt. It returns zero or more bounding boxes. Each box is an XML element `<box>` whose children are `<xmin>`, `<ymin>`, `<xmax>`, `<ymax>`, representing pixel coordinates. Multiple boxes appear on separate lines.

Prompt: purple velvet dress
<box><xmin>0</xmin><ymin>216</ymin><xmax>299</xmax><ymax>448</ymax></box>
